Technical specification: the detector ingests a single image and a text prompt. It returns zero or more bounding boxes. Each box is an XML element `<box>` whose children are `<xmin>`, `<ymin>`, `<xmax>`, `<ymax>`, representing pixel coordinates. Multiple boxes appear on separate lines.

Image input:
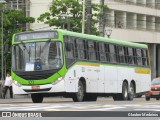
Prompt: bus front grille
<box><xmin>14</xmin><ymin>70</ymin><xmax>58</xmax><ymax>80</ymax></box>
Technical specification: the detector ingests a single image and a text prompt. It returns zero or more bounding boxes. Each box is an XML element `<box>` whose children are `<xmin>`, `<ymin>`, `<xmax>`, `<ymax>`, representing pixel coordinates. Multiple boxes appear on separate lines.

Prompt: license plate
<box><xmin>32</xmin><ymin>86</ymin><xmax>40</xmax><ymax>90</ymax></box>
<box><xmin>153</xmin><ymin>92</ymin><xmax>159</xmax><ymax>95</ymax></box>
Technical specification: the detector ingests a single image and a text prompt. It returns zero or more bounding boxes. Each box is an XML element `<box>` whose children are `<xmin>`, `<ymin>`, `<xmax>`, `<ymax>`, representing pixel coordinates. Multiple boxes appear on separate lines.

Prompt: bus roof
<box><xmin>58</xmin><ymin>29</ymin><xmax>148</xmax><ymax>49</ymax></box>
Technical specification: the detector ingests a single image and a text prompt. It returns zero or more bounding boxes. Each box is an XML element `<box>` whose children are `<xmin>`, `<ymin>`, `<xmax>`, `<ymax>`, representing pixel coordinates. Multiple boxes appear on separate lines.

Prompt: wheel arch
<box><xmin>123</xmin><ymin>79</ymin><xmax>128</xmax><ymax>86</ymax></box>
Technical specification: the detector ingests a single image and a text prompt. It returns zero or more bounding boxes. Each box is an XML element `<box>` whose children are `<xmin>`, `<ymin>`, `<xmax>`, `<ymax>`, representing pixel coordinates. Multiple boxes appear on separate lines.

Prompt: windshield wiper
<box><xmin>41</xmin><ymin>39</ymin><xmax>51</xmax><ymax>53</ymax></box>
<box><xmin>21</xmin><ymin>41</ymin><xmax>30</xmax><ymax>54</ymax></box>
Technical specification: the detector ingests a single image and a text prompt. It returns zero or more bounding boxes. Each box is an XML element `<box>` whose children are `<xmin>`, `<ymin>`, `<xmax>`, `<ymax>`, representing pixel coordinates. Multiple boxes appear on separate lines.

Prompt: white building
<box><xmin>29</xmin><ymin>0</ymin><xmax>53</xmax><ymax>30</ymax></box>
<box><xmin>27</xmin><ymin>0</ymin><xmax>160</xmax><ymax>78</ymax></box>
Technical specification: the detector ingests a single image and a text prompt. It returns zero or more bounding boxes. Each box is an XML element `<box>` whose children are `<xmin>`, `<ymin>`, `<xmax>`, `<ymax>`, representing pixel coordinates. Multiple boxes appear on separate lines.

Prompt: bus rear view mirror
<box><xmin>65</xmin><ymin>43</ymin><xmax>72</xmax><ymax>51</ymax></box>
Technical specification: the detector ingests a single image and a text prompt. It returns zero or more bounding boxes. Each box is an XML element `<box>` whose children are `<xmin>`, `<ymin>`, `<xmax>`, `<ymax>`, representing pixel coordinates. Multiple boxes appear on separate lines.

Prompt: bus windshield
<box><xmin>12</xmin><ymin>41</ymin><xmax>63</xmax><ymax>71</ymax></box>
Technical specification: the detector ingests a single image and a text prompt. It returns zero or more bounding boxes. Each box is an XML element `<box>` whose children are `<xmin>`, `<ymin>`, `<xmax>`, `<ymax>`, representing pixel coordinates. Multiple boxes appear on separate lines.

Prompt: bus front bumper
<box><xmin>12</xmin><ymin>80</ymin><xmax>65</xmax><ymax>94</ymax></box>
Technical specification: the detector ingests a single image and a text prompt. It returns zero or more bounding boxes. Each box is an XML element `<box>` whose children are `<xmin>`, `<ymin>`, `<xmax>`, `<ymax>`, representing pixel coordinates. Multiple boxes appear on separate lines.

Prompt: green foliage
<box><xmin>38</xmin><ymin>0</ymin><xmax>108</xmax><ymax>35</ymax></box>
<box><xmin>0</xmin><ymin>4</ymin><xmax>35</xmax><ymax>73</ymax></box>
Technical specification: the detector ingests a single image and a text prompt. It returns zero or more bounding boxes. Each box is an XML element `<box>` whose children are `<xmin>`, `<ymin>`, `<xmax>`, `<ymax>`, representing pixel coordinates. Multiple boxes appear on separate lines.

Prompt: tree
<box><xmin>38</xmin><ymin>0</ymin><xmax>108</xmax><ymax>35</ymax></box>
<box><xmin>0</xmin><ymin>4</ymin><xmax>35</xmax><ymax>73</ymax></box>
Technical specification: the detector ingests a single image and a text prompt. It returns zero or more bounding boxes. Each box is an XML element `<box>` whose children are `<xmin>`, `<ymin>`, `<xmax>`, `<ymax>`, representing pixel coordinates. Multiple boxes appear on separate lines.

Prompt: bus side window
<box><xmin>124</xmin><ymin>47</ymin><xmax>129</xmax><ymax>64</ymax></box>
<box><xmin>128</xmin><ymin>47</ymin><xmax>134</xmax><ymax>65</ymax></box>
<box><xmin>98</xmin><ymin>42</ymin><xmax>106</xmax><ymax>62</ymax></box>
<box><xmin>136</xmin><ymin>48</ymin><xmax>142</xmax><ymax>66</ymax></box>
<box><xmin>142</xmin><ymin>49</ymin><xmax>148</xmax><ymax>66</ymax></box>
<box><xmin>76</xmin><ymin>38</ymin><xmax>86</xmax><ymax>60</ymax></box>
<box><xmin>109</xmin><ymin>44</ymin><xmax>117</xmax><ymax>63</ymax></box>
<box><xmin>117</xmin><ymin>46</ymin><xmax>125</xmax><ymax>64</ymax></box>
<box><xmin>105</xmin><ymin>44</ymin><xmax>110</xmax><ymax>62</ymax></box>
<box><xmin>87</xmin><ymin>41</ymin><xmax>96</xmax><ymax>61</ymax></box>
<box><xmin>64</xmin><ymin>36</ymin><xmax>75</xmax><ymax>67</ymax></box>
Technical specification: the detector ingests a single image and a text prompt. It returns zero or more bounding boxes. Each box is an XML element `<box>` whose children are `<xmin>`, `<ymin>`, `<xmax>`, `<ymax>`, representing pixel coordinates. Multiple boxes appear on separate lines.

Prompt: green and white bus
<box><xmin>12</xmin><ymin>29</ymin><xmax>151</xmax><ymax>103</ymax></box>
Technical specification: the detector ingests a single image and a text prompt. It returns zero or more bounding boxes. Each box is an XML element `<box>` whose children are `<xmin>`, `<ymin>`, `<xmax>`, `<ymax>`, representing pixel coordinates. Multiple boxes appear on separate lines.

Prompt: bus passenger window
<box><xmin>98</xmin><ymin>42</ymin><xmax>106</xmax><ymax>62</ymax></box>
<box><xmin>76</xmin><ymin>39</ymin><xmax>86</xmax><ymax>60</ymax></box>
<box><xmin>136</xmin><ymin>49</ymin><xmax>142</xmax><ymax>66</ymax></box>
<box><xmin>142</xmin><ymin>49</ymin><xmax>148</xmax><ymax>66</ymax></box>
<box><xmin>87</xmin><ymin>41</ymin><xmax>96</xmax><ymax>61</ymax></box>
<box><xmin>124</xmin><ymin>47</ymin><xmax>129</xmax><ymax>64</ymax></box>
<box><xmin>105</xmin><ymin>44</ymin><xmax>110</xmax><ymax>62</ymax></box>
<box><xmin>64</xmin><ymin>36</ymin><xmax>75</xmax><ymax>67</ymax></box>
<box><xmin>109</xmin><ymin>44</ymin><xmax>117</xmax><ymax>63</ymax></box>
<box><xmin>118</xmin><ymin>46</ymin><xmax>125</xmax><ymax>64</ymax></box>
<box><xmin>128</xmin><ymin>47</ymin><xmax>134</xmax><ymax>65</ymax></box>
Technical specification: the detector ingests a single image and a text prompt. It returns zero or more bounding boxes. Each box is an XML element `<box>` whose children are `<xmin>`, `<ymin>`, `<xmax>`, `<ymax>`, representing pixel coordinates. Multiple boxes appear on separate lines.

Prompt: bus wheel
<box><xmin>72</xmin><ymin>81</ymin><xmax>84</xmax><ymax>102</ymax></box>
<box><xmin>128</xmin><ymin>82</ymin><xmax>135</xmax><ymax>101</ymax></box>
<box><xmin>121</xmin><ymin>82</ymin><xmax>128</xmax><ymax>100</ymax></box>
<box><xmin>31</xmin><ymin>94</ymin><xmax>43</xmax><ymax>103</ymax></box>
<box><xmin>156</xmin><ymin>98</ymin><xmax>159</xmax><ymax>100</ymax></box>
<box><xmin>83</xmin><ymin>94</ymin><xmax>97</xmax><ymax>101</ymax></box>
<box><xmin>145</xmin><ymin>96</ymin><xmax>150</xmax><ymax>101</ymax></box>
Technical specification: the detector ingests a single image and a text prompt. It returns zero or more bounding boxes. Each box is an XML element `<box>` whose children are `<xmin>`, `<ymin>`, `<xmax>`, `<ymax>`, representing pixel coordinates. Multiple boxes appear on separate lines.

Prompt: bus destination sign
<box><xmin>15</xmin><ymin>31</ymin><xmax>58</xmax><ymax>41</ymax></box>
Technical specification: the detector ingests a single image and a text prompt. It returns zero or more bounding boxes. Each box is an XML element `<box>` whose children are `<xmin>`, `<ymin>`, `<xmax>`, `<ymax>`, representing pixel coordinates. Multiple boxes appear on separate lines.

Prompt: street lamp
<box><xmin>0</xmin><ymin>0</ymin><xmax>6</xmax><ymax>96</ymax></box>
<box><xmin>105</xmin><ymin>29</ymin><xmax>112</xmax><ymax>38</ymax></box>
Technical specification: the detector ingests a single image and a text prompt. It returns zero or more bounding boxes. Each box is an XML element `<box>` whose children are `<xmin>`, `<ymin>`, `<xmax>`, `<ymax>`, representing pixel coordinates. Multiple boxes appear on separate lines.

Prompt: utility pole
<box><xmin>86</xmin><ymin>0</ymin><xmax>92</xmax><ymax>34</ymax></box>
<box><xmin>1</xmin><ymin>6</ymin><xmax>4</xmax><ymax>83</ymax></box>
<box><xmin>82</xmin><ymin>0</ymin><xmax>85</xmax><ymax>33</ymax></box>
<box><xmin>99</xmin><ymin>0</ymin><xmax>105</xmax><ymax>37</ymax></box>
<box><xmin>0</xmin><ymin>0</ymin><xmax>6</xmax><ymax>98</ymax></box>
<box><xmin>22</xmin><ymin>0</ymin><xmax>26</xmax><ymax>31</ymax></box>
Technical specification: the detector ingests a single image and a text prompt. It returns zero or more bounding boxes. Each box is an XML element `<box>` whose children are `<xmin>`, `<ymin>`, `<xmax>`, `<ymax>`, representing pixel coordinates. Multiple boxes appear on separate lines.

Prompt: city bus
<box><xmin>12</xmin><ymin>29</ymin><xmax>151</xmax><ymax>103</ymax></box>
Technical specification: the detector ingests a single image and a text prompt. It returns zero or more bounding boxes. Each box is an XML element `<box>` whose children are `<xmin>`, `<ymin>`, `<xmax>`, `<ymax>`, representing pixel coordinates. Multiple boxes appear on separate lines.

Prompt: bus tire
<box><xmin>128</xmin><ymin>82</ymin><xmax>135</xmax><ymax>101</ymax></box>
<box><xmin>120</xmin><ymin>82</ymin><xmax>128</xmax><ymax>100</ymax></box>
<box><xmin>72</xmin><ymin>80</ymin><xmax>84</xmax><ymax>102</ymax></box>
<box><xmin>83</xmin><ymin>94</ymin><xmax>97</xmax><ymax>101</ymax></box>
<box><xmin>31</xmin><ymin>94</ymin><xmax>43</xmax><ymax>103</ymax></box>
<box><xmin>113</xmin><ymin>82</ymin><xmax>128</xmax><ymax>101</ymax></box>
<box><xmin>145</xmin><ymin>96</ymin><xmax>150</xmax><ymax>101</ymax></box>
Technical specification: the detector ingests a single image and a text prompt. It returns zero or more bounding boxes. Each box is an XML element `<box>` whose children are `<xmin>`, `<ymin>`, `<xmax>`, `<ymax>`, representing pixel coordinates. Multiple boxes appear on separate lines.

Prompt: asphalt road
<box><xmin>0</xmin><ymin>97</ymin><xmax>160</xmax><ymax>120</ymax></box>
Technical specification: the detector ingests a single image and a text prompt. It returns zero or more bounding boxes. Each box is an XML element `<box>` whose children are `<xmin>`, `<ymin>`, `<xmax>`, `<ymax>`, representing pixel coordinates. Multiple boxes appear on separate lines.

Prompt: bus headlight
<box><xmin>52</xmin><ymin>77</ymin><xmax>64</xmax><ymax>85</ymax></box>
<box><xmin>13</xmin><ymin>80</ymin><xmax>22</xmax><ymax>87</ymax></box>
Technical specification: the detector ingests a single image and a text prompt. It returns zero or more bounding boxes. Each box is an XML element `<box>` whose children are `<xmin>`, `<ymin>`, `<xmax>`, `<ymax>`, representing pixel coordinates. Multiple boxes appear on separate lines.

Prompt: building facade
<box><xmin>29</xmin><ymin>0</ymin><xmax>52</xmax><ymax>30</ymax></box>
